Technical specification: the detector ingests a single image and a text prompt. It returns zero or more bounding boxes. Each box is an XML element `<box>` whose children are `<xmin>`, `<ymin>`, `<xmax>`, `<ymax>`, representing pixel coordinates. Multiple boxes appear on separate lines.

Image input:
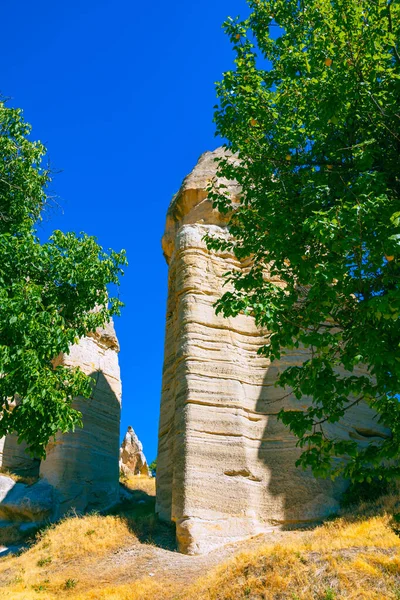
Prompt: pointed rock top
<box><xmin>162</xmin><ymin>147</ymin><xmax>240</xmax><ymax>263</ymax></box>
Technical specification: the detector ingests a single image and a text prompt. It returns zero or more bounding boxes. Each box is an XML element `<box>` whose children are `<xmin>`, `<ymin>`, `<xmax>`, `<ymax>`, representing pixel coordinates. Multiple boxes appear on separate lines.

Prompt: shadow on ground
<box><xmin>109</xmin><ymin>485</ymin><xmax>177</xmax><ymax>551</ymax></box>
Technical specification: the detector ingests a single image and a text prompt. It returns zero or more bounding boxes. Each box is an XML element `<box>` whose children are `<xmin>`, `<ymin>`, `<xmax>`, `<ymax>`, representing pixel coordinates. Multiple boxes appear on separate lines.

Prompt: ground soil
<box><xmin>106</xmin><ymin>528</ymin><xmax>295</xmax><ymax>586</ymax></box>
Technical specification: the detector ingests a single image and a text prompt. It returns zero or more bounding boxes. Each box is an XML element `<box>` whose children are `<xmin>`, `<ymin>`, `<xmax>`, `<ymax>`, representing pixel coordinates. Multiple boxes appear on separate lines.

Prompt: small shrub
<box><xmin>294</xmin><ymin>551</ymin><xmax>307</xmax><ymax>564</ymax></box>
<box><xmin>64</xmin><ymin>578</ymin><xmax>78</xmax><ymax>589</ymax></box>
<box><xmin>85</xmin><ymin>529</ymin><xmax>96</xmax><ymax>536</ymax></box>
<box><xmin>391</xmin><ymin>512</ymin><xmax>400</xmax><ymax>537</ymax></box>
<box><xmin>32</xmin><ymin>583</ymin><xmax>47</xmax><ymax>592</ymax></box>
<box><xmin>323</xmin><ymin>588</ymin><xmax>336</xmax><ymax>600</ymax></box>
<box><xmin>341</xmin><ymin>478</ymin><xmax>394</xmax><ymax>507</ymax></box>
<box><xmin>37</xmin><ymin>557</ymin><xmax>52</xmax><ymax>567</ymax></box>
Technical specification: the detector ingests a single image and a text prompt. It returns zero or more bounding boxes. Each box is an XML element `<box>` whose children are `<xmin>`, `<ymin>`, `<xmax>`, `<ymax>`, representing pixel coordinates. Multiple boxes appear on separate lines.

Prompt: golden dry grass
<box><xmin>58</xmin><ymin>579</ymin><xmax>178</xmax><ymax>600</ymax></box>
<box><xmin>0</xmin><ymin>486</ymin><xmax>398</xmax><ymax>599</ymax></box>
<box><xmin>0</xmin><ymin>514</ymin><xmax>135</xmax><ymax>599</ymax></box>
<box><xmin>122</xmin><ymin>474</ymin><xmax>156</xmax><ymax>496</ymax></box>
<box><xmin>187</xmin><ymin>512</ymin><xmax>400</xmax><ymax>600</ymax></box>
<box><xmin>0</xmin><ymin>467</ymin><xmax>38</xmax><ymax>486</ymax></box>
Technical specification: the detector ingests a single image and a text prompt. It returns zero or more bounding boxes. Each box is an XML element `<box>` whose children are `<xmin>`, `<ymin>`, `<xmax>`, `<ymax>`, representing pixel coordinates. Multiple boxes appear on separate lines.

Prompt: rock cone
<box><xmin>119</xmin><ymin>427</ymin><xmax>150</xmax><ymax>477</ymax></box>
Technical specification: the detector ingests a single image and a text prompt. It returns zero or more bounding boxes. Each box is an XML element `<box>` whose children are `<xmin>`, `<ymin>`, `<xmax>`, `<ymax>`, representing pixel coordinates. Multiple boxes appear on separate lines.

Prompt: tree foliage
<box><xmin>207</xmin><ymin>0</ymin><xmax>400</xmax><ymax>482</ymax></box>
<box><xmin>0</xmin><ymin>101</ymin><xmax>127</xmax><ymax>457</ymax></box>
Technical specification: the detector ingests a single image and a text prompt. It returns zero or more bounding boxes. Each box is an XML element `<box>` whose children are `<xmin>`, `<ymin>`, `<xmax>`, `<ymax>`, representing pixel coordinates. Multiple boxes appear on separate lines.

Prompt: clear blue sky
<box><xmin>0</xmin><ymin>0</ymin><xmax>250</xmax><ymax>462</ymax></box>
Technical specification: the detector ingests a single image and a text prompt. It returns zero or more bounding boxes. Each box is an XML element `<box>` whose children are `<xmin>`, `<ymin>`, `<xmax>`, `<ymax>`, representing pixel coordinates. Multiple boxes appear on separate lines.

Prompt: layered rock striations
<box><xmin>39</xmin><ymin>320</ymin><xmax>122</xmax><ymax>517</ymax></box>
<box><xmin>0</xmin><ymin>319</ymin><xmax>122</xmax><ymax>541</ymax></box>
<box><xmin>156</xmin><ymin>149</ymin><xmax>389</xmax><ymax>555</ymax></box>
<box><xmin>119</xmin><ymin>426</ymin><xmax>150</xmax><ymax>477</ymax></box>
<box><xmin>0</xmin><ymin>435</ymin><xmax>40</xmax><ymax>478</ymax></box>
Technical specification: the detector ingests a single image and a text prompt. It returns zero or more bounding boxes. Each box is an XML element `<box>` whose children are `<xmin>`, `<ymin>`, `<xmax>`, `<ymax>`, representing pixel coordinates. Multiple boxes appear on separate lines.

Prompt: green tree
<box><xmin>207</xmin><ymin>0</ymin><xmax>400</xmax><ymax>482</ymax></box>
<box><xmin>0</xmin><ymin>100</ymin><xmax>127</xmax><ymax>457</ymax></box>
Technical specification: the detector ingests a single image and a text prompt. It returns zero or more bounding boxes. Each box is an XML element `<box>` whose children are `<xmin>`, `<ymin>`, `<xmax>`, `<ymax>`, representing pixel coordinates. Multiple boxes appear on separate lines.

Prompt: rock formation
<box><xmin>119</xmin><ymin>426</ymin><xmax>150</xmax><ymax>477</ymax></box>
<box><xmin>0</xmin><ymin>435</ymin><xmax>40</xmax><ymax>478</ymax></box>
<box><xmin>40</xmin><ymin>320</ymin><xmax>122</xmax><ymax>517</ymax></box>
<box><xmin>0</xmin><ymin>475</ymin><xmax>54</xmax><ymax>544</ymax></box>
<box><xmin>0</xmin><ymin>319</ymin><xmax>122</xmax><ymax>534</ymax></box>
<box><xmin>156</xmin><ymin>149</ymin><xmax>389</xmax><ymax>555</ymax></box>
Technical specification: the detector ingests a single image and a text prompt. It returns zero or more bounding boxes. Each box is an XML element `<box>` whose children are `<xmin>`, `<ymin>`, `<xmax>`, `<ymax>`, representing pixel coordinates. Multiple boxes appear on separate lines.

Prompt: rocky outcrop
<box><xmin>119</xmin><ymin>426</ymin><xmax>150</xmax><ymax>477</ymax></box>
<box><xmin>0</xmin><ymin>319</ymin><xmax>122</xmax><ymax>542</ymax></box>
<box><xmin>0</xmin><ymin>475</ymin><xmax>53</xmax><ymax>523</ymax></box>
<box><xmin>156</xmin><ymin>149</ymin><xmax>389</xmax><ymax>555</ymax></box>
<box><xmin>38</xmin><ymin>319</ymin><xmax>122</xmax><ymax>518</ymax></box>
<box><xmin>0</xmin><ymin>475</ymin><xmax>54</xmax><ymax>543</ymax></box>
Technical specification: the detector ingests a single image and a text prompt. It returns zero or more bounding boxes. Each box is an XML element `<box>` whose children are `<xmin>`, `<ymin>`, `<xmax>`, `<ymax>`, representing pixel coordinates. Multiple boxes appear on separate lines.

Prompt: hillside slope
<box><xmin>0</xmin><ymin>478</ymin><xmax>398</xmax><ymax>600</ymax></box>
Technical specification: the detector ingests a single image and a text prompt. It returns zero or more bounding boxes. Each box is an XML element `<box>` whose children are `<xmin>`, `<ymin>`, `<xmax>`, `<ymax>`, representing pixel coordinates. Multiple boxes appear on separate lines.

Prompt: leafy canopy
<box><xmin>0</xmin><ymin>101</ymin><xmax>127</xmax><ymax>456</ymax></box>
<box><xmin>207</xmin><ymin>0</ymin><xmax>400</xmax><ymax>482</ymax></box>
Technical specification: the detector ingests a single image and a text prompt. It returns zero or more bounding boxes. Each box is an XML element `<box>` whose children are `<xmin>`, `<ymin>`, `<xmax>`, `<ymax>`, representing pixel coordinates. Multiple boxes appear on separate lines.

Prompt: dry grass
<box><xmin>0</xmin><ymin>513</ymin><xmax>135</xmax><ymax>599</ymax></box>
<box><xmin>114</xmin><ymin>475</ymin><xmax>175</xmax><ymax>549</ymax></box>
<box><xmin>122</xmin><ymin>474</ymin><xmax>156</xmax><ymax>496</ymax></box>
<box><xmin>56</xmin><ymin>579</ymin><xmax>178</xmax><ymax>600</ymax></box>
<box><xmin>187</xmin><ymin>522</ymin><xmax>400</xmax><ymax>599</ymax></box>
<box><xmin>0</xmin><ymin>475</ymin><xmax>172</xmax><ymax>599</ymax></box>
<box><xmin>0</xmin><ymin>485</ymin><xmax>398</xmax><ymax>599</ymax></box>
<box><xmin>186</xmin><ymin>493</ymin><xmax>400</xmax><ymax>600</ymax></box>
<box><xmin>0</xmin><ymin>468</ymin><xmax>38</xmax><ymax>486</ymax></box>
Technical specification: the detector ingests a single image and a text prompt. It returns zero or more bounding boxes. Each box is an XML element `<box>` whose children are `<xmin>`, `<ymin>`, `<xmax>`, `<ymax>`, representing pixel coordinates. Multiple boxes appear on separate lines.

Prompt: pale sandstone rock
<box><xmin>0</xmin><ymin>319</ymin><xmax>122</xmax><ymax>537</ymax></box>
<box><xmin>0</xmin><ymin>476</ymin><xmax>54</xmax><ymax>522</ymax></box>
<box><xmin>119</xmin><ymin>426</ymin><xmax>150</xmax><ymax>477</ymax></box>
<box><xmin>0</xmin><ymin>475</ymin><xmax>54</xmax><ymax>544</ymax></box>
<box><xmin>0</xmin><ymin>475</ymin><xmax>16</xmax><ymax>501</ymax></box>
<box><xmin>39</xmin><ymin>319</ymin><xmax>122</xmax><ymax>517</ymax></box>
<box><xmin>156</xmin><ymin>149</ymin><xmax>389</xmax><ymax>555</ymax></box>
<box><xmin>0</xmin><ymin>435</ymin><xmax>39</xmax><ymax>477</ymax></box>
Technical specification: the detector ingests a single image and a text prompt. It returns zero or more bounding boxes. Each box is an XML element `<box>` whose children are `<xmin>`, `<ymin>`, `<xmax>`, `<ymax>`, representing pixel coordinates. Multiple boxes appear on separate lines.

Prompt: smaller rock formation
<box><xmin>39</xmin><ymin>320</ymin><xmax>122</xmax><ymax>517</ymax></box>
<box><xmin>0</xmin><ymin>475</ymin><xmax>54</xmax><ymax>544</ymax></box>
<box><xmin>0</xmin><ymin>320</ymin><xmax>123</xmax><ymax>545</ymax></box>
<box><xmin>119</xmin><ymin>427</ymin><xmax>150</xmax><ymax>477</ymax></box>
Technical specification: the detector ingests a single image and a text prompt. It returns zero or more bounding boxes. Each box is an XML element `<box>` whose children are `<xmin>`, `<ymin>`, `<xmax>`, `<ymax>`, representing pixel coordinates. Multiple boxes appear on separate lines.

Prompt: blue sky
<box><xmin>1</xmin><ymin>0</ymin><xmax>251</xmax><ymax>462</ymax></box>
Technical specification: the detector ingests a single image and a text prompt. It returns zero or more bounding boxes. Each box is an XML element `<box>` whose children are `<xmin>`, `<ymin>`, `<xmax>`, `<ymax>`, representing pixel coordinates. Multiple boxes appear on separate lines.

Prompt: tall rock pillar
<box><xmin>156</xmin><ymin>149</ymin><xmax>388</xmax><ymax>555</ymax></box>
<box><xmin>39</xmin><ymin>320</ymin><xmax>122</xmax><ymax>516</ymax></box>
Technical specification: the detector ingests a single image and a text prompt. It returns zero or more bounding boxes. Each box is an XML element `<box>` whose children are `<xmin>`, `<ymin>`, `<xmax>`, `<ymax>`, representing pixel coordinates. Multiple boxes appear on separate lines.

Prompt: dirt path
<box><xmin>100</xmin><ymin>528</ymin><xmax>303</xmax><ymax>587</ymax></box>
<box><xmin>0</xmin><ymin>479</ymin><xmax>310</xmax><ymax>598</ymax></box>
<box><xmin>76</xmin><ymin>480</ymin><xmax>309</xmax><ymax>590</ymax></box>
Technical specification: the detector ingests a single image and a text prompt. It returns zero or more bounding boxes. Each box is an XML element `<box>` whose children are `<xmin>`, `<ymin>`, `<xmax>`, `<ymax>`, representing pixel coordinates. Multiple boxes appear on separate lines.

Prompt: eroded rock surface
<box><xmin>0</xmin><ymin>475</ymin><xmax>53</xmax><ymax>523</ymax></box>
<box><xmin>39</xmin><ymin>320</ymin><xmax>122</xmax><ymax>517</ymax></box>
<box><xmin>119</xmin><ymin>426</ymin><xmax>150</xmax><ymax>477</ymax></box>
<box><xmin>0</xmin><ymin>319</ymin><xmax>122</xmax><ymax>542</ymax></box>
<box><xmin>156</xmin><ymin>149</ymin><xmax>389</xmax><ymax>555</ymax></box>
<box><xmin>0</xmin><ymin>435</ymin><xmax>40</xmax><ymax>478</ymax></box>
<box><xmin>0</xmin><ymin>475</ymin><xmax>54</xmax><ymax>544</ymax></box>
